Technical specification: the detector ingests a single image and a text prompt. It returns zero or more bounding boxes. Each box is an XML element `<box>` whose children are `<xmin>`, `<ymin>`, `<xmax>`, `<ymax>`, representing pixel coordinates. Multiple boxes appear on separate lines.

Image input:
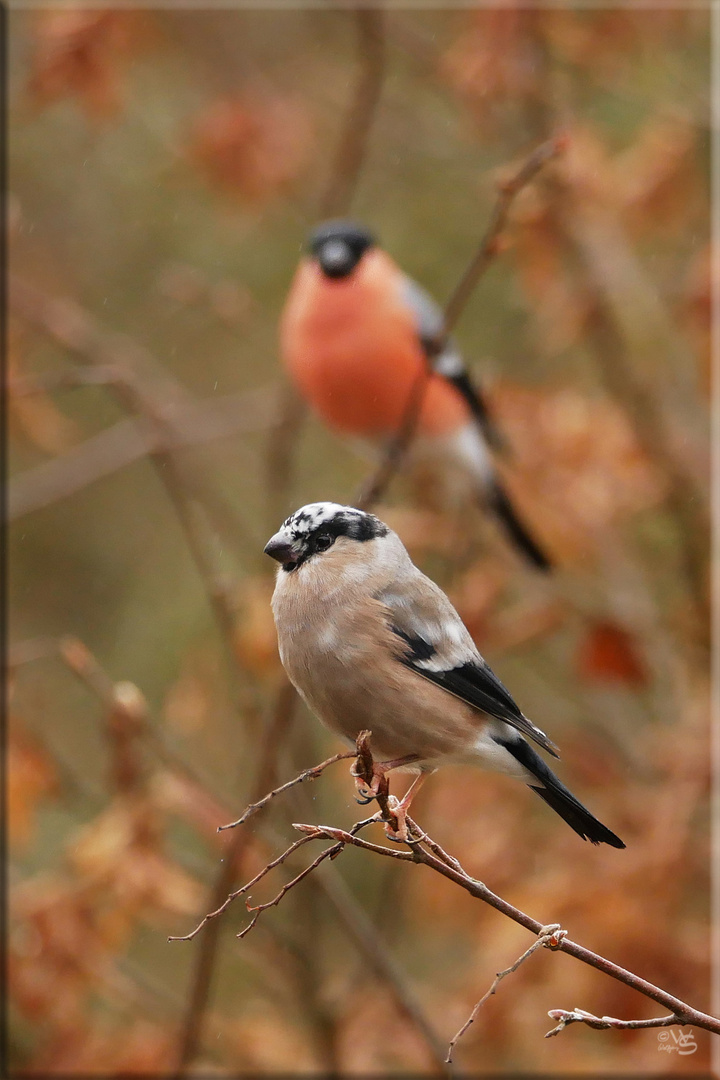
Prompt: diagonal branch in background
<box><xmin>441</xmin><ymin>135</ymin><xmax>565</xmax><ymax>338</ymax></box>
<box><xmin>574</xmin><ymin>257</ymin><xmax>710</xmax><ymax>653</ymax></box>
<box><xmin>9</xmin><ymin>275</ymin><xmax>264</xmax><ymax>691</ymax></box>
<box><xmin>526</xmin><ymin>158</ymin><xmax>712</xmax><ymax>653</ymax></box>
<box><xmin>8</xmin><ymin>386</ymin><xmax>278</xmax><ymax>523</ymax></box>
<box><xmin>354</xmin><ymin>135</ymin><xmax>564</xmax><ymax>510</ymax></box>
<box><xmin>264</xmin><ymin>382</ymin><xmax>306</xmax><ymax>532</ymax></box>
<box><xmin>508</xmin><ymin>20</ymin><xmax>710</xmax><ymax>655</ymax></box>
<box><xmin>9</xmin><ymin>276</ymin><xmax>262</xmax><ymax>546</ymax></box>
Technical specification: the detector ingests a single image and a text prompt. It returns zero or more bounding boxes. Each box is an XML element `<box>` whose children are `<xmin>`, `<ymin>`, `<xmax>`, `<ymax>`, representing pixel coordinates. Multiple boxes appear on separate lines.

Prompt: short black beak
<box><xmin>318</xmin><ymin>239</ymin><xmax>353</xmax><ymax>278</ymax></box>
<box><xmin>264</xmin><ymin>535</ymin><xmax>295</xmax><ymax>565</ymax></box>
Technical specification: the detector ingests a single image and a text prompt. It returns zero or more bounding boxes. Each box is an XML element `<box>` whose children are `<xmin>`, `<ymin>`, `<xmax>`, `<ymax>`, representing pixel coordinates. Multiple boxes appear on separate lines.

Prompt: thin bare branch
<box><xmin>241</xmin><ymin>842</ymin><xmax>344</xmax><ymax>928</ymax></box>
<box><xmin>545</xmin><ymin>1008</ymin><xmax>686</xmax><ymax>1038</ymax></box>
<box><xmin>9</xmin><ymin>388</ymin><xmax>277</xmax><ymax>523</ymax></box>
<box><xmin>353</xmin><ymin>136</ymin><xmax>564</xmax><ymax>512</ymax></box>
<box><xmin>447</xmin><ymin>924</ymin><xmax>567</xmax><ymax>1062</ymax></box>
<box><xmin>319</xmin><ymin>8</ymin><xmax>385</xmax><ymax>219</ymax></box>
<box><xmin>217</xmin><ymin>750</ymin><xmax>357</xmax><ymax>832</ymax></box>
<box><xmin>292</xmin><ymin>822</ymin><xmax>415</xmax><ymax>862</ymax></box>
<box><xmin>294</xmin><ymin>820</ymin><xmax>720</xmax><ymax>1038</ymax></box>
<box><xmin>441</xmin><ymin>135</ymin><xmax>565</xmax><ymax>337</ymax></box>
<box><xmin>171</xmin><ymin>816</ymin><xmax>376</xmax><ymax>944</ymax></box>
<box><xmin>353</xmin><ymin>365</ymin><xmax>430</xmax><ymax>511</ymax></box>
<box><xmin>168</xmin><ymin>835</ymin><xmax>318</xmax><ymax>943</ymax></box>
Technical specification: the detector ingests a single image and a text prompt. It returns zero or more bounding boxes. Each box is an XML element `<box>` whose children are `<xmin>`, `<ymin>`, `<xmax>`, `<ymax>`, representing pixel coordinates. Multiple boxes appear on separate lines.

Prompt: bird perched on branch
<box><xmin>280</xmin><ymin>220</ymin><xmax>551</xmax><ymax>571</ymax></box>
<box><xmin>265</xmin><ymin>501</ymin><xmax>624</xmax><ymax>847</ymax></box>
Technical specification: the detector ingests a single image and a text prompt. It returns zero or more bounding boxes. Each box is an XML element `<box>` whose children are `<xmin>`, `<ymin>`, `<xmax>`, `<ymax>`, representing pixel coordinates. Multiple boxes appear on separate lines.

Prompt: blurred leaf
<box><xmin>615</xmin><ymin>116</ymin><xmax>700</xmax><ymax>236</ymax></box>
<box><xmin>27</xmin><ymin>9</ymin><xmax>150</xmax><ymax>121</ymax></box>
<box><xmin>576</xmin><ymin>619</ymin><xmax>650</xmax><ymax>687</ymax></box>
<box><xmin>8</xmin><ymin>336</ymin><xmax>80</xmax><ymax>455</ymax></box>
<box><xmin>31</xmin><ymin>1022</ymin><xmax>174</xmax><ymax>1074</ymax></box>
<box><xmin>187</xmin><ymin>93</ymin><xmax>314</xmax><ymax>204</ymax></box>
<box><xmin>8</xmin><ymin>724</ymin><xmax>60</xmax><ymax>849</ymax></box>
<box><xmin>233</xmin><ymin>577</ymin><xmax>282</xmax><ymax>679</ymax></box>
<box><xmin>491</xmin><ymin>383</ymin><xmax>665</xmax><ymax>563</ymax></box>
<box><xmin>440</xmin><ymin>9</ymin><xmax>544</xmax><ymax>134</ymax></box>
<box><xmin>681</xmin><ymin>244</ymin><xmax>711</xmax><ymax>396</ymax></box>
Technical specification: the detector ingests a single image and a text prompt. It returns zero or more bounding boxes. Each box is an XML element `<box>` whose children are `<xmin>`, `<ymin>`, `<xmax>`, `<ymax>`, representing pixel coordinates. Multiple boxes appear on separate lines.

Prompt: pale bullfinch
<box><xmin>280</xmin><ymin>221</ymin><xmax>551</xmax><ymax>571</ymax></box>
<box><xmin>265</xmin><ymin>501</ymin><xmax>624</xmax><ymax>847</ymax></box>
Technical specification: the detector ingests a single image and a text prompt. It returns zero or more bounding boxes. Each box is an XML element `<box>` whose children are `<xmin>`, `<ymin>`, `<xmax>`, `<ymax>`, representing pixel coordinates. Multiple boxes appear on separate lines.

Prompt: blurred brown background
<box><xmin>8</xmin><ymin>6</ymin><xmax>712</xmax><ymax>1076</ymax></box>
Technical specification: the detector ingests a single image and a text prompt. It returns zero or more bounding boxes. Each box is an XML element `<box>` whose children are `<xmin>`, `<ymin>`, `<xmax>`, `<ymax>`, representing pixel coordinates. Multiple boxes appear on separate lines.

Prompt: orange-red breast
<box><xmin>280</xmin><ymin>220</ymin><xmax>550</xmax><ymax>570</ymax></box>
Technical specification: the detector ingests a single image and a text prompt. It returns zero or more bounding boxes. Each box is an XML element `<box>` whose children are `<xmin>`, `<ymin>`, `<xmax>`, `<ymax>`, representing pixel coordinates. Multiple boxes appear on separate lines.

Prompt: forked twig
<box><xmin>168</xmin><ymin>835</ymin><xmax>317</xmax><ymax>943</ymax></box>
<box><xmin>172</xmin><ymin>816</ymin><xmax>378</xmax><ymax>944</ymax></box>
<box><xmin>240</xmin><ymin>843</ymin><xmax>345</xmax><ymax>931</ymax></box>
<box><xmin>446</xmin><ymin>924</ymin><xmax>567</xmax><ymax>1062</ymax></box>
<box><xmin>545</xmin><ymin>1008</ymin><xmax>691</xmax><ymax>1038</ymax></box>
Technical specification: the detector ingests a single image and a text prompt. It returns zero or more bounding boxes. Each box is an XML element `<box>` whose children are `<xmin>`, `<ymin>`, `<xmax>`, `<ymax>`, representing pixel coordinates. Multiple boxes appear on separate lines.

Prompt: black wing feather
<box><xmin>392</xmin><ymin>629</ymin><xmax>559</xmax><ymax>758</ymax></box>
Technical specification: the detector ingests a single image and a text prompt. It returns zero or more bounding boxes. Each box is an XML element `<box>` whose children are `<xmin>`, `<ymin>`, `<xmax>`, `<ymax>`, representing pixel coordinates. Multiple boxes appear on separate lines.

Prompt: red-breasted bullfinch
<box><xmin>280</xmin><ymin>221</ymin><xmax>551</xmax><ymax>571</ymax></box>
<box><xmin>265</xmin><ymin>501</ymin><xmax>624</xmax><ymax>847</ymax></box>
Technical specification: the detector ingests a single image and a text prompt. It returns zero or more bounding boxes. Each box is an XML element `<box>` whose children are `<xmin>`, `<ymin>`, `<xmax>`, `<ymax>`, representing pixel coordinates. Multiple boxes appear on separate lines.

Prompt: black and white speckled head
<box><xmin>308</xmin><ymin>220</ymin><xmax>375</xmax><ymax>279</ymax></box>
<box><xmin>264</xmin><ymin>502</ymin><xmax>389</xmax><ymax>572</ymax></box>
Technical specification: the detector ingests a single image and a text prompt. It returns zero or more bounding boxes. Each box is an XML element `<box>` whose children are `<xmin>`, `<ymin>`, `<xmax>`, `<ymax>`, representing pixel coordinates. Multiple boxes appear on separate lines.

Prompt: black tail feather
<box><xmin>495</xmin><ymin>736</ymin><xmax>625</xmax><ymax>849</ymax></box>
<box><xmin>486</xmin><ymin>481</ymin><xmax>552</xmax><ymax>572</ymax></box>
<box><xmin>529</xmin><ymin>783</ymin><xmax>626</xmax><ymax>848</ymax></box>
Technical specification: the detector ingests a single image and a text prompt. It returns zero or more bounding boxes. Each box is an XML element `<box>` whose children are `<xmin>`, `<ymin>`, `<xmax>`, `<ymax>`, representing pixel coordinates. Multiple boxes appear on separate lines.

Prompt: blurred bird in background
<box><xmin>280</xmin><ymin>220</ymin><xmax>551</xmax><ymax>571</ymax></box>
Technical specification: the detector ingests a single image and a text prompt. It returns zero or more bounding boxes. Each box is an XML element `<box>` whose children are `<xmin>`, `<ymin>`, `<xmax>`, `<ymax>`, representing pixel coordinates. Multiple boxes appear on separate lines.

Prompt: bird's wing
<box><xmin>398</xmin><ymin>275</ymin><xmax>446</xmax><ymax>347</ymax></box>
<box><xmin>378</xmin><ymin>572</ymin><xmax>559</xmax><ymax>757</ymax></box>
<box><xmin>398</xmin><ymin>275</ymin><xmax>506</xmax><ymax>451</ymax></box>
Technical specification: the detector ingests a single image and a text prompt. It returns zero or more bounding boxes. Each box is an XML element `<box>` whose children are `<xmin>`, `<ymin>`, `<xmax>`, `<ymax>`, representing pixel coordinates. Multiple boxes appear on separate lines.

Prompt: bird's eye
<box><xmin>314</xmin><ymin>532</ymin><xmax>334</xmax><ymax>553</ymax></box>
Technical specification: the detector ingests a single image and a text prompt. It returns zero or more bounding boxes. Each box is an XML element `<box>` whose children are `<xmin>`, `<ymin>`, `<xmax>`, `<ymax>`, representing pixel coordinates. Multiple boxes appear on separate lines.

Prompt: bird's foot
<box><xmin>382</xmin><ymin>795</ymin><xmax>410</xmax><ymax>844</ymax></box>
<box><xmin>351</xmin><ymin>762</ymin><xmax>386</xmax><ymax>805</ymax></box>
<box><xmin>351</xmin><ymin>752</ymin><xmax>420</xmax><ymax>805</ymax></box>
